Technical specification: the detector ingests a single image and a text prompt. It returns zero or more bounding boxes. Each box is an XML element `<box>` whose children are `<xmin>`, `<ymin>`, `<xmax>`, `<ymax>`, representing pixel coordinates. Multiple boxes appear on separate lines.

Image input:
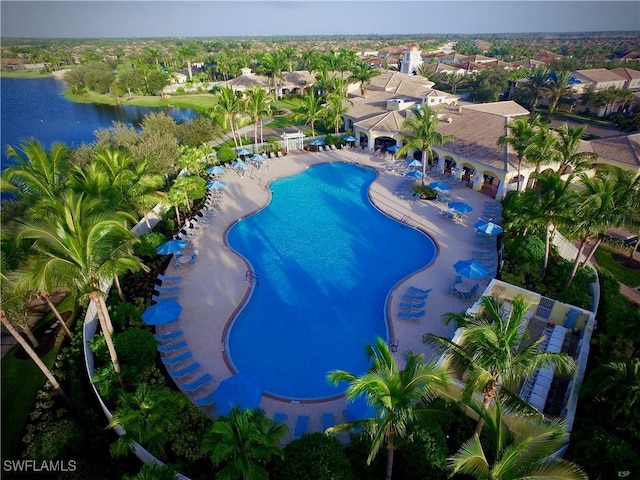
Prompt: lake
<box><xmin>0</xmin><ymin>77</ymin><xmax>198</xmax><ymax>167</ymax></box>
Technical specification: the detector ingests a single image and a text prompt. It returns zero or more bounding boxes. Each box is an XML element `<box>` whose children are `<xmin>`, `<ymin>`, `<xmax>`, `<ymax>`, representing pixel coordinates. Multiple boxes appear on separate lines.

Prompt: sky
<box><xmin>1</xmin><ymin>1</ymin><xmax>639</xmax><ymax>38</ymax></box>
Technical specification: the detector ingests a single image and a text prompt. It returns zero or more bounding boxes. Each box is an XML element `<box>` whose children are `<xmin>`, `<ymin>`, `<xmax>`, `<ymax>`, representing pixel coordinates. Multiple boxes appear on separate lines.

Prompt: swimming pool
<box><xmin>226</xmin><ymin>162</ymin><xmax>436</xmax><ymax>400</ymax></box>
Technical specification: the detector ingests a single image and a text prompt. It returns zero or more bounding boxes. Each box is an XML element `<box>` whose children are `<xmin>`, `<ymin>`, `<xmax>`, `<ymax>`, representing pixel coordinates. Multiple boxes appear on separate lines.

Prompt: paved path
<box><xmin>157</xmin><ymin>148</ymin><xmax>499</xmax><ymax>441</ymax></box>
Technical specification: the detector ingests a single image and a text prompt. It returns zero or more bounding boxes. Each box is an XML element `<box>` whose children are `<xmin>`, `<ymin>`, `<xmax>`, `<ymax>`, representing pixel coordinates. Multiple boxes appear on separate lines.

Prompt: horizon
<box><xmin>1</xmin><ymin>1</ymin><xmax>639</xmax><ymax>38</ymax></box>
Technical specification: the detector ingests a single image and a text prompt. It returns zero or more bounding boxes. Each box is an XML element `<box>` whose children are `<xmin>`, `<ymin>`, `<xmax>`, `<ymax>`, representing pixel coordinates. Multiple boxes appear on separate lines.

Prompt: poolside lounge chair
<box><xmin>405</xmin><ymin>288</ymin><xmax>431</xmax><ymax>299</ymax></box>
<box><xmin>407</xmin><ymin>286</ymin><xmax>432</xmax><ymax>295</ymax></box>
<box><xmin>157</xmin><ymin>273</ymin><xmax>182</xmax><ymax>284</ymax></box>
<box><xmin>170</xmin><ymin>362</ymin><xmax>201</xmax><ymax>379</ymax></box>
<box><xmin>161</xmin><ymin>351</ymin><xmax>193</xmax><ymax>366</ymax></box>
<box><xmin>157</xmin><ymin>340</ymin><xmax>188</xmax><ymax>354</ymax></box>
<box><xmin>151</xmin><ymin>294</ymin><xmax>179</xmax><ymax>304</ymax></box>
<box><xmin>194</xmin><ymin>390</ymin><xmax>216</xmax><ymax>407</ymax></box>
<box><xmin>399</xmin><ymin>301</ymin><xmax>426</xmax><ymax>311</ymax></box>
<box><xmin>155</xmin><ymin>285</ymin><xmax>180</xmax><ymax>294</ymax></box>
<box><xmin>398</xmin><ymin>309</ymin><xmax>425</xmax><ymax>319</ymax></box>
<box><xmin>181</xmin><ymin>373</ymin><xmax>214</xmax><ymax>393</ymax></box>
<box><xmin>293</xmin><ymin>415</ymin><xmax>309</xmax><ymax>439</ymax></box>
<box><xmin>322</xmin><ymin>412</ymin><xmax>335</xmax><ymax>432</ymax></box>
<box><xmin>154</xmin><ymin>330</ymin><xmax>183</xmax><ymax>342</ymax></box>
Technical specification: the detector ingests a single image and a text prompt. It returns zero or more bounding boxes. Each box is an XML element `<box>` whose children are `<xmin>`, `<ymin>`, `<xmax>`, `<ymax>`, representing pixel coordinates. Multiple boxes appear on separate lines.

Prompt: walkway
<box><xmin>156</xmin><ymin>148</ymin><xmax>499</xmax><ymax>441</ymax></box>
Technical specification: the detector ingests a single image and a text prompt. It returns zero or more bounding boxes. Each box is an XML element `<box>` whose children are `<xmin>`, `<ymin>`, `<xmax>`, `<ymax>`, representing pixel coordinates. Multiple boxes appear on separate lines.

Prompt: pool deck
<box><xmin>156</xmin><ymin>148</ymin><xmax>498</xmax><ymax>441</ymax></box>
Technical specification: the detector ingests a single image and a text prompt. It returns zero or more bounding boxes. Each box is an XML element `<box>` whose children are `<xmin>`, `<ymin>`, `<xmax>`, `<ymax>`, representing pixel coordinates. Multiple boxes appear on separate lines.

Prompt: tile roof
<box><xmin>461</xmin><ymin>101</ymin><xmax>530</xmax><ymax>117</ymax></box>
<box><xmin>609</xmin><ymin>67</ymin><xmax>640</xmax><ymax>81</ymax></box>
<box><xmin>353</xmin><ymin>110</ymin><xmax>408</xmax><ymax>133</ymax></box>
<box><xmin>574</xmin><ymin>69</ymin><xmax>627</xmax><ymax>83</ymax></box>
<box><xmin>588</xmin><ymin>133</ymin><xmax>640</xmax><ymax>168</ymax></box>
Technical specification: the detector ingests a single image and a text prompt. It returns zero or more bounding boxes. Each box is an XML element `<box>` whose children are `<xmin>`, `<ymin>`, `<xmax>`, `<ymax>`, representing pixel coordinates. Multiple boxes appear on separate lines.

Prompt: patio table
<box><xmin>454</xmin><ymin>283</ymin><xmax>473</xmax><ymax>294</ymax></box>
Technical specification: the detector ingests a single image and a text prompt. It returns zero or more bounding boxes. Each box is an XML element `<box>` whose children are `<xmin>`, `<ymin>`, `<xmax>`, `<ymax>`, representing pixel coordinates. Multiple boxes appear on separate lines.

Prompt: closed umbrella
<box><xmin>156</xmin><ymin>239</ymin><xmax>188</xmax><ymax>255</ymax></box>
<box><xmin>474</xmin><ymin>221</ymin><xmax>503</xmax><ymax>236</ymax></box>
<box><xmin>141</xmin><ymin>298</ymin><xmax>183</xmax><ymax>326</ymax></box>
<box><xmin>453</xmin><ymin>259</ymin><xmax>489</xmax><ymax>280</ymax></box>
<box><xmin>212</xmin><ymin>373</ymin><xmax>263</xmax><ymax>416</ymax></box>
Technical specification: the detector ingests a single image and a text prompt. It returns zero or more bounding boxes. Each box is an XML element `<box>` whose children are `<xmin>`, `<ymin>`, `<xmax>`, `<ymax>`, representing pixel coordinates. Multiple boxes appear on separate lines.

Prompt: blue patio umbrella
<box><xmin>212</xmin><ymin>373</ymin><xmax>264</xmax><ymax>416</ymax></box>
<box><xmin>207</xmin><ymin>180</ymin><xmax>227</xmax><ymax>190</ymax></box>
<box><xmin>448</xmin><ymin>201</ymin><xmax>473</xmax><ymax>214</ymax></box>
<box><xmin>232</xmin><ymin>160</ymin><xmax>248</xmax><ymax>169</ymax></box>
<box><xmin>474</xmin><ymin>221</ymin><xmax>503</xmax><ymax>236</ymax></box>
<box><xmin>387</xmin><ymin>145</ymin><xmax>401</xmax><ymax>153</ymax></box>
<box><xmin>406</xmin><ymin>170</ymin><xmax>424</xmax><ymax>179</ymax></box>
<box><xmin>408</xmin><ymin>159</ymin><xmax>423</xmax><ymax>168</ymax></box>
<box><xmin>453</xmin><ymin>259</ymin><xmax>489</xmax><ymax>280</ymax></box>
<box><xmin>344</xmin><ymin>395</ymin><xmax>375</xmax><ymax>422</ymax></box>
<box><xmin>429</xmin><ymin>181</ymin><xmax>452</xmax><ymax>191</ymax></box>
<box><xmin>309</xmin><ymin>139</ymin><xmax>325</xmax><ymax>146</ymax></box>
<box><xmin>342</xmin><ymin>135</ymin><xmax>357</xmax><ymax>142</ymax></box>
<box><xmin>236</xmin><ymin>148</ymin><xmax>252</xmax><ymax>156</ymax></box>
<box><xmin>207</xmin><ymin>165</ymin><xmax>227</xmax><ymax>175</ymax></box>
<box><xmin>141</xmin><ymin>298</ymin><xmax>183</xmax><ymax>326</ymax></box>
<box><xmin>251</xmin><ymin>153</ymin><xmax>268</xmax><ymax>162</ymax></box>
<box><xmin>156</xmin><ymin>239</ymin><xmax>188</xmax><ymax>255</ymax></box>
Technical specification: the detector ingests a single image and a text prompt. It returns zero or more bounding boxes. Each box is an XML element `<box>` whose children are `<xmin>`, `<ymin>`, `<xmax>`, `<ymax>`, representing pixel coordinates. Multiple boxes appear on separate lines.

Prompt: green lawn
<box><xmin>264</xmin><ymin>115</ymin><xmax>306</xmax><ymax>129</ymax></box>
<box><xmin>63</xmin><ymin>91</ymin><xmax>217</xmax><ymax>113</ymax></box>
<box><xmin>1</xmin><ymin>295</ymin><xmax>76</xmax><ymax>460</ymax></box>
<box><xmin>595</xmin><ymin>245</ymin><xmax>640</xmax><ymax>287</ymax></box>
<box><xmin>0</xmin><ymin>69</ymin><xmax>53</xmax><ymax>79</ymax></box>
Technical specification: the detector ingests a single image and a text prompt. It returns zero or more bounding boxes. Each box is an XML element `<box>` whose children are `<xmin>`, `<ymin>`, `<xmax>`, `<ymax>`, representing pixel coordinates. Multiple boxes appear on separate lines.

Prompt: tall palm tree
<box><xmin>531</xmin><ymin>172</ymin><xmax>576</xmax><ymax>277</ymax></box>
<box><xmin>555</xmin><ymin>124</ymin><xmax>597</xmax><ymax>175</ymax></box>
<box><xmin>325</xmin><ymin>92</ymin><xmax>351</xmax><ymax>135</ymax></box>
<box><xmin>327</xmin><ymin>337</ymin><xmax>451</xmax><ymax>480</ymax></box>
<box><xmin>259</xmin><ymin>51</ymin><xmax>286</xmax><ymax>109</ymax></box>
<box><xmin>293</xmin><ymin>90</ymin><xmax>325</xmax><ymax>138</ymax></box>
<box><xmin>211</xmin><ymin>86</ymin><xmax>243</xmax><ymax>147</ymax></box>
<box><xmin>110</xmin><ymin>383</ymin><xmax>185</xmax><ymax>458</ymax></box>
<box><xmin>522</xmin><ymin>67</ymin><xmax>549</xmax><ymax>112</ymax></box>
<box><xmin>498</xmin><ymin>116</ymin><xmax>541</xmax><ymax>192</ymax></box>
<box><xmin>397</xmin><ymin>105</ymin><xmax>455</xmax><ymax>186</ymax></box>
<box><xmin>281</xmin><ymin>45</ymin><xmax>297</xmax><ymax>72</ymax></box>
<box><xmin>314</xmin><ymin>64</ymin><xmax>334</xmax><ymax>98</ymax></box>
<box><xmin>2</xmin><ymin>140</ymin><xmax>69</xmax><ymax>203</ymax></box>
<box><xmin>244</xmin><ymin>86</ymin><xmax>273</xmax><ymax>152</ymax></box>
<box><xmin>177</xmin><ymin>41</ymin><xmax>200</xmax><ymax>81</ymax></box>
<box><xmin>446</xmin><ymin>73</ymin><xmax>467</xmax><ymax>94</ymax></box>
<box><xmin>17</xmin><ymin>192</ymin><xmax>144</xmax><ymax>385</ymax></box>
<box><xmin>347</xmin><ymin>62</ymin><xmax>380</xmax><ymax>98</ymax></box>
<box><xmin>448</xmin><ymin>402</ymin><xmax>587</xmax><ymax>480</ymax></box>
<box><xmin>522</xmin><ymin>123</ymin><xmax>561</xmax><ymax>189</ymax></box>
<box><xmin>425</xmin><ymin>295</ymin><xmax>576</xmax><ymax>435</ymax></box>
<box><xmin>201</xmin><ymin>407</ymin><xmax>286</xmax><ymax>480</ymax></box>
<box><xmin>546</xmin><ymin>70</ymin><xmax>576</xmax><ymax>115</ymax></box>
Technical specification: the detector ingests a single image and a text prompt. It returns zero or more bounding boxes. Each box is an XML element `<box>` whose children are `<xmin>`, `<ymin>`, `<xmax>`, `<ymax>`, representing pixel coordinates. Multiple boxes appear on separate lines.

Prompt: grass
<box><xmin>0</xmin><ymin>69</ymin><xmax>53</xmax><ymax>79</ymax></box>
<box><xmin>594</xmin><ymin>245</ymin><xmax>640</xmax><ymax>287</ymax></box>
<box><xmin>0</xmin><ymin>295</ymin><xmax>77</xmax><ymax>461</ymax></box>
<box><xmin>63</xmin><ymin>90</ymin><xmax>217</xmax><ymax>113</ymax></box>
<box><xmin>264</xmin><ymin>115</ymin><xmax>306</xmax><ymax>129</ymax></box>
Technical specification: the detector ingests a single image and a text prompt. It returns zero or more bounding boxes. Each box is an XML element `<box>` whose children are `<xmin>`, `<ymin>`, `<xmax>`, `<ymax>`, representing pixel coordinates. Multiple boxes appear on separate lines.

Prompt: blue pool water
<box><xmin>226</xmin><ymin>162</ymin><xmax>436</xmax><ymax>400</ymax></box>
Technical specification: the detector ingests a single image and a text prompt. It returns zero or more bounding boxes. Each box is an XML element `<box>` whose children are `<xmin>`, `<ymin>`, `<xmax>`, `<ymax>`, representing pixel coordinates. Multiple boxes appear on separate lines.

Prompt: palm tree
<box><xmin>546</xmin><ymin>70</ymin><xmax>576</xmax><ymax>115</ymax></box>
<box><xmin>201</xmin><ymin>407</ymin><xmax>286</xmax><ymax>480</ymax></box>
<box><xmin>446</xmin><ymin>73</ymin><xmax>467</xmax><ymax>94</ymax></box>
<box><xmin>425</xmin><ymin>295</ymin><xmax>577</xmax><ymax>435</ymax></box>
<box><xmin>522</xmin><ymin>123</ymin><xmax>561</xmax><ymax>189</ymax></box>
<box><xmin>281</xmin><ymin>45</ymin><xmax>297</xmax><ymax>72</ymax></box>
<box><xmin>498</xmin><ymin>116</ymin><xmax>541</xmax><ymax>191</ymax></box>
<box><xmin>397</xmin><ymin>105</ymin><xmax>455</xmax><ymax>186</ymax></box>
<box><xmin>325</xmin><ymin>92</ymin><xmax>351</xmax><ymax>135</ymax></box>
<box><xmin>314</xmin><ymin>64</ymin><xmax>334</xmax><ymax>98</ymax></box>
<box><xmin>110</xmin><ymin>383</ymin><xmax>185</xmax><ymax>458</ymax></box>
<box><xmin>448</xmin><ymin>403</ymin><xmax>587</xmax><ymax>480</ymax></box>
<box><xmin>176</xmin><ymin>41</ymin><xmax>201</xmax><ymax>82</ymax></box>
<box><xmin>17</xmin><ymin>192</ymin><xmax>144</xmax><ymax>385</ymax></box>
<box><xmin>244</xmin><ymin>86</ymin><xmax>273</xmax><ymax>152</ymax></box>
<box><xmin>522</xmin><ymin>67</ymin><xmax>549</xmax><ymax>112</ymax></box>
<box><xmin>168</xmin><ymin>175</ymin><xmax>206</xmax><ymax>213</ymax></box>
<box><xmin>347</xmin><ymin>62</ymin><xmax>380</xmax><ymax>98</ymax></box>
<box><xmin>2</xmin><ymin>140</ymin><xmax>69</xmax><ymax>203</ymax></box>
<box><xmin>211</xmin><ymin>86</ymin><xmax>243</xmax><ymax>147</ymax></box>
<box><xmin>555</xmin><ymin>124</ymin><xmax>597</xmax><ymax>175</ymax></box>
<box><xmin>293</xmin><ymin>90</ymin><xmax>324</xmax><ymax>138</ymax></box>
<box><xmin>259</xmin><ymin>51</ymin><xmax>286</xmax><ymax>109</ymax></box>
<box><xmin>327</xmin><ymin>337</ymin><xmax>451</xmax><ymax>480</ymax></box>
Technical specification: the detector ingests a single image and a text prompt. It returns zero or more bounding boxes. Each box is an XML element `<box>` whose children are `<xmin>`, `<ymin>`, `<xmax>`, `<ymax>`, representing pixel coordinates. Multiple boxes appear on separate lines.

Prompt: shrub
<box><xmin>169</xmin><ymin>402</ymin><xmax>214</xmax><ymax>465</ymax></box>
<box><xmin>394</xmin><ymin>421</ymin><xmax>448</xmax><ymax>480</ymax></box>
<box><xmin>324</xmin><ymin>134</ymin><xmax>339</xmax><ymax>146</ymax></box>
<box><xmin>108</xmin><ymin>301</ymin><xmax>144</xmax><ymax>330</ymax></box>
<box><xmin>272</xmin><ymin>432</ymin><xmax>355</xmax><ymax>480</ymax></box>
<box><xmin>413</xmin><ymin>185</ymin><xmax>437</xmax><ymax>200</ymax></box>
<box><xmin>216</xmin><ymin>144</ymin><xmax>237</xmax><ymax>163</ymax></box>
<box><xmin>114</xmin><ymin>328</ymin><xmax>157</xmax><ymax>371</ymax></box>
<box><xmin>24</xmin><ymin>417</ymin><xmax>84</xmax><ymax>461</ymax></box>
<box><xmin>134</xmin><ymin>232</ymin><xmax>166</xmax><ymax>258</ymax></box>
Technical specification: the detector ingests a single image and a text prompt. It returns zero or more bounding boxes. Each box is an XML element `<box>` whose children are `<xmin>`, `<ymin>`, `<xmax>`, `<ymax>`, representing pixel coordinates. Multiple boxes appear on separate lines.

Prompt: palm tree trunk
<box><xmin>542</xmin><ymin>222</ymin><xmax>553</xmax><ymax>277</ymax></box>
<box><xmin>22</xmin><ymin>324</ymin><xmax>40</xmax><ymax>348</ymax></box>
<box><xmin>421</xmin><ymin>151</ymin><xmax>427</xmax><ymax>186</ymax></box>
<box><xmin>1</xmin><ymin>311</ymin><xmax>67</xmax><ymax>401</ymax></box>
<box><xmin>183</xmin><ymin>191</ymin><xmax>191</xmax><ymax>211</ymax></box>
<box><xmin>174</xmin><ymin>205</ymin><xmax>181</xmax><ymax>225</ymax></box>
<box><xmin>254</xmin><ymin>121</ymin><xmax>259</xmax><ymax>154</ymax></box>
<box><xmin>113</xmin><ymin>275</ymin><xmax>125</xmax><ymax>302</ymax></box>
<box><xmin>475</xmin><ymin>391</ymin><xmax>494</xmax><ymax>435</ymax></box>
<box><xmin>581</xmin><ymin>237</ymin><xmax>603</xmax><ymax>267</ymax></box>
<box><xmin>41</xmin><ymin>293</ymin><xmax>73</xmax><ymax>339</ymax></box>
<box><xmin>91</xmin><ymin>293</ymin><xmax>123</xmax><ymax>386</ymax></box>
<box><xmin>143</xmin><ymin>212</ymin><xmax>151</xmax><ymax>230</ymax></box>
<box><xmin>566</xmin><ymin>237</ymin><xmax>588</xmax><ymax>287</ymax></box>
<box><xmin>516</xmin><ymin>157</ymin><xmax>522</xmax><ymax>191</ymax></box>
<box><xmin>385</xmin><ymin>442</ymin><xmax>394</xmax><ymax>480</ymax></box>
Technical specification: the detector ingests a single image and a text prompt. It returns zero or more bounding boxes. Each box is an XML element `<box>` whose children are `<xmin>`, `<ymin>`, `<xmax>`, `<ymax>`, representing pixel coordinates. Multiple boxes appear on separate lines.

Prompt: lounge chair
<box><xmin>155</xmin><ymin>285</ymin><xmax>180</xmax><ymax>294</ymax></box>
<box><xmin>152</xmin><ymin>294</ymin><xmax>179</xmax><ymax>304</ymax></box>
<box><xmin>322</xmin><ymin>412</ymin><xmax>335</xmax><ymax>432</ymax></box>
<box><xmin>399</xmin><ymin>301</ymin><xmax>426</xmax><ymax>310</ymax></box>
<box><xmin>154</xmin><ymin>330</ymin><xmax>183</xmax><ymax>342</ymax></box>
<box><xmin>277</xmin><ymin>151</ymin><xmax>283</xmax><ymax>158</ymax></box>
<box><xmin>161</xmin><ymin>351</ymin><xmax>193</xmax><ymax>366</ymax></box>
<box><xmin>157</xmin><ymin>273</ymin><xmax>182</xmax><ymax>284</ymax></box>
<box><xmin>195</xmin><ymin>390</ymin><xmax>216</xmax><ymax>407</ymax></box>
<box><xmin>398</xmin><ymin>309</ymin><xmax>425</xmax><ymax>319</ymax></box>
<box><xmin>401</xmin><ymin>293</ymin><xmax>428</xmax><ymax>303</ymax></box>
<box><xmin>407</xmin><ymin>286</ymin><xmax>432</xmax><ymax>295</ymax></box>
<box><xmin>293</xmin><ymin>415</ymin><xmax>309</xmax><ymax>439</ymax></box>
<box><xmin>157</xmin><ymin>340</ymin><xmax>188</xmax><ymax>354</ymax></box>
<box><xmin>182</xmin><ymin>373</ymin><xmax>214</xmax><ymax>393</ymax></box>
<box><xmin>170</xmin><ymin>362</ymin><xmax>201</xmax><ymax>379</ymax></box>
<box><xmin>404</xmin><ymin>289</ymin><xmax>431</xmax><ymax>299</ymax></box>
